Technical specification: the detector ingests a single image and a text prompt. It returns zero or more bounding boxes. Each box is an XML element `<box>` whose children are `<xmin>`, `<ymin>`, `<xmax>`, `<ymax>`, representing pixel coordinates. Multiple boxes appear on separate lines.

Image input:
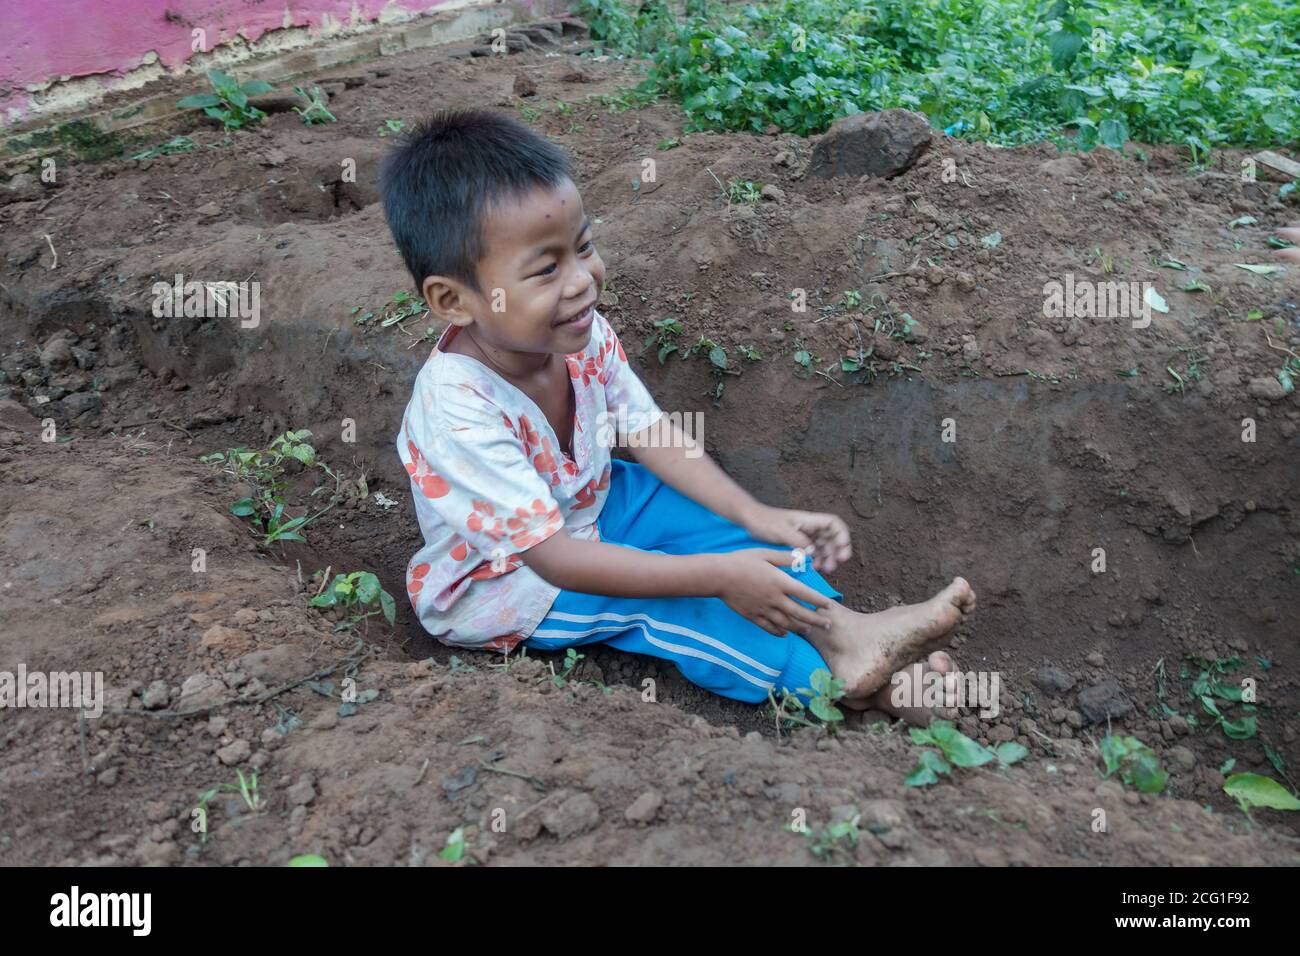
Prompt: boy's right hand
<box><xmin>713</xmin><ymin>548</ymin><xmax>836</xmax><ymax>637</ymax></box>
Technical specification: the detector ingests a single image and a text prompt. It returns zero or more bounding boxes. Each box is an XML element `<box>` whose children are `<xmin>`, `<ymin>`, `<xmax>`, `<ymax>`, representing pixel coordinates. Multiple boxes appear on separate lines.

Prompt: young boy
<box><xmin>382</xmin><ymin>109</ymin><xmax>975</xmax><ymax>720</ymax></box>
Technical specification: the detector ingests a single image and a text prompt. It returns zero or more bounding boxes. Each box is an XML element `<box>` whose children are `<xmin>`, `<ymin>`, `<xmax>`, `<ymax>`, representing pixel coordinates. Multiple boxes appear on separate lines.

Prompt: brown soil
<box><xmin>1</xmin><ymin>32</ymin><xmax>1298</xmax><ymax>867</ymax></box>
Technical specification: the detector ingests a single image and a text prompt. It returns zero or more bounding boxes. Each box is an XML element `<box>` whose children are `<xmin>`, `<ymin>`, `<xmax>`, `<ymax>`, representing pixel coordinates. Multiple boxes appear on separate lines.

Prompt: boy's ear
<box><xmin>422</xmin><ymin>276</ymin><xmax>474</xmax><ymax>328</ymax></box>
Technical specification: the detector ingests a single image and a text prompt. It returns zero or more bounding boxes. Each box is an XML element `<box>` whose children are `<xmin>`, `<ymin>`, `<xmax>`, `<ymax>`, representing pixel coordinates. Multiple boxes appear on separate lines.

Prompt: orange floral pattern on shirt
<box><xmin>405</xmin><ymin>440</ymin><xmax>450</xmax><ymax>499</ymax></box>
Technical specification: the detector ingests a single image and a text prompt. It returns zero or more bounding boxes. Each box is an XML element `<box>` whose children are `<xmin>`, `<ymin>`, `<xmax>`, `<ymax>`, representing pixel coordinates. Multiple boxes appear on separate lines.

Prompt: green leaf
<box><xmin>708</xmin><ymin>346</ymin><xmax>728</xmax><ymax>369</ymax></box>
<box><xmin>230</xmin><ymin>497</ymin><xmax>256</xmax><ymax>517</ymax></box>
<box><xmin>1228</xmin><ymin>215</ymin><xmax>1258</xmax><ymax>228</ymax></box>
<box><xmin>929</xmin><ymin>721</ymin><xmax>995</xmax><ymax>767</ymax></box>
<box><xmin>905</xmin><ymin>749</ymin><xmax>951</xmax><ymax>787</ymax></box>
<box><xmin>809</xmin><ymin>697</ymin><xmax>843</xmax><ymax>722</ymax></box>
<box><xmin>379</xmin><ymin>589</ymin><xmax>396</xmax><ymax>626</ymax></box>
<box><xmin>1220</xmin><ymin>714</ymin><xmax>1256</xmax><ymax>740</ymax></box>
<box><xmin>793</xmin><ymin>350</ymin><xmax>811</xmax><ymax>367</ymax></box>
<box><xmin>1157</xmin><ymin>258</ymin><xmax>1190</xmax><ymax>270</ymax></box>
<box><xmin>980</xmin><ymin>231</ymin><xmax>1002</xmax><ymax>248</ymax></box>
<box><xmin>1223</xmin><ymin>773</ymin><xmax>1300</xmax><ymax>812</ymax></box>
<box><xmin>1131</xmin><ymin>753</ymin><xmax>1169</xmax><ymax>793</ymax></box>
<box><xmin>288</xmin><ymin>854</ymin><xmax>328</xmax><ymax>867</ymax></box>
<box><xmin>1189</xmin><ymin>50</ymin><xmax>1220</xmax><ymax>70</ymax></box>
<box><xmin>994</xmin><ymin>741</ymin><xmax>1029</xmax><ymax>767</ymax></box>
<box><xmin>241</xmin><ymin>80</ymin><xmax>274</xmax><ymax>95</ymax></box>
<box><xmin>1143</xmin><ymin>286</ymin><xmax>1169</xmax><ymax>314</ymax></box>
<box><xmin>308</xmin><ymin>591</ymin><xmax>338</xmax><ymax>608</ymax></box>
<box><xmin>440</xmin><ymin>827</ymin><xmax>467</xmax><ymax>861</ymax></box>
<box><xmin>1180</xmin><ymin>280</ymin><xmax>1212</xmax><ymax>293</ymax></box>
<box><xmin>1048</xmin><ymin>30</ymin><xmax>1084</xmax><ymax>71</ymax></box>
<box><xmin>1234</xmin><ymin>263</ymin><xmax>1282</xmax><ymax>275</ymax></box>
<box><xmin>1099</xmin><ymin>117</ymin><xmax>1129</xmax><ymax>150</ymax></box>
<box><xmin>355</xmin><ymin>572</ymin><xmax>381</xmax><ymax>604</ymax></box>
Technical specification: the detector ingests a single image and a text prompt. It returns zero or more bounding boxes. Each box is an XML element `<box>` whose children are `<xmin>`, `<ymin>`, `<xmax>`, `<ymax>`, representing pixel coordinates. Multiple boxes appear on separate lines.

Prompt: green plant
<box><xmin>177</xmin><ymin>70</ymin><xmax>273</xmax><ymax>130</ymax></box>
<box><xmin>642</xmin><ymin>316</ymin><xmax>684</xmax><ymax>364</ymax></box>
<box><xmin>292</xmin><ymin>85</ymin><xmax>337</xmax><ymax>125</ymax></box>
<box><xmin>288</xmin><ymin>854</ymin><xmax>329</xmax><ymax>866</ymax></box>
<box><xmin>906</xmin><ymin>719</ymin><xmax>1027</xmax><ymax>787</ymax></box>
<box><xmin>353</xmin><ymin>290</ymin><xmax>429</xmax><ymax>327</ymax></box>
<box><xmin>1098</xmin><ymin>734</ymin><xmax>1168</xmax><ymax>793</ymax></box>
<box><xmin>1188</xmin><ymin>656</ymin><xmax>1258</xmax><ymax>740</ymax></box>
<box><xmin>791</xmin><ymin>815</ymin><xmax>860</xmax><ymax>863</ymax></box>
<box><xmin>552</xmin><ymin>647</ymin><xmax>584</xmax><ymax>688</ymax></box>
<box><xmin>577</xmin><ymin>0</ymin><xmax>1299</xmax><ymax>153</ymax></box>
<box><xmin>725</xmin><ymin>178</ymin><xmax>762</xmax><ymax>203</ymax></box>
<box><xmin>378</xmin><ymin>118</ymin><xmax>406</xmax><ymax>137</ymax></box>
<box><xmin>797</xmin><ymin>668</ymin><xmax>847</xmax><ymax>724</ymax></box>
<box><xmin>198</xmin><ymin>769</ymin><xmax>263</xmax><ymax>821</ymax></box>
<box><xmin>202</xmin><ymin>429</ymin><xmax>355</xmax><ymax>550</ymax></box>
<box><xmin>440</xmin><ymin>827</ymin><xmax>469</xmax><ymax>862</ymax></box>
<box><xmin>1277</xmin><ymin>355</ymin><xmax>1299</xmax><ymax>395</ymax></box>
<box><xmin>1223</xmin><ymin>773</ymin><xmax>1300</xmax><ymax>816</ymax></box>
<box><xmin>201</xmin><ymin>429</ymin><xmax>316</xmax><ymax>489</ymax></box>
<box><xmin>309</xmin><ymin>571</ymin><xmax>397</xmax><ymax>628</ymax></box>
<box><xmin>130</xmin><ymin>135</ymin><xmax>197</xmax><ymax>160</ymax></box>
<box><xmin>230</xmin><ymin>496</ymin><xmax>314</xmax><ymax>547</ymax></box>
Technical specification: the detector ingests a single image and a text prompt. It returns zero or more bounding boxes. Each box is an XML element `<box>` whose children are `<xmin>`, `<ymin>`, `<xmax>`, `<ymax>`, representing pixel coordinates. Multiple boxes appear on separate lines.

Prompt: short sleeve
<box><xmin>596</xmin><ymin>312</ymin><xmax>663</xmax><ymax>440</ymax></box>
<box><xmin>399</xmin><ymin>387</ymin><xmax>565</xmax><ymax>558</ymax></box>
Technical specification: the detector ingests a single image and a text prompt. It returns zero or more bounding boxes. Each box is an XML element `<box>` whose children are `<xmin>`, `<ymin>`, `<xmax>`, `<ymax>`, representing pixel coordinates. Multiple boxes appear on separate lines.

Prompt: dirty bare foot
<box><xmin>801</xmin><ymin>577</ymin><xmax>975</xmax><ymax>710</ymax></box>
<box><xmin>868</xmin><ymin>651</ymin><xmax>961</xmax><ymax>726</ymax></box>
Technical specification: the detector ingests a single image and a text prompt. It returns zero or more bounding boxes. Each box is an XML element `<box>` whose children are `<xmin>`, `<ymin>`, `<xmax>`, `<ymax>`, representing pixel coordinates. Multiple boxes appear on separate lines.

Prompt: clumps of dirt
<box><xmin>0</xmin><ymin>440</ymin><xmax>1292</xmax><ymax>866</ymax></box>
<box><xmin>1</xmin><ymin>27</ymin><xmax>1298</xmax><ymax>865</ymax></box>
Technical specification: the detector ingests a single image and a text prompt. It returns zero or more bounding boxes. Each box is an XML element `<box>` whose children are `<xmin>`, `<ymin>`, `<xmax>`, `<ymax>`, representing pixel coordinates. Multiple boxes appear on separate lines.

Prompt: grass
<box><xmin>575</xmin><ymin>0</ymin><xmax>1299</xmax><ymax>153</ymax></box>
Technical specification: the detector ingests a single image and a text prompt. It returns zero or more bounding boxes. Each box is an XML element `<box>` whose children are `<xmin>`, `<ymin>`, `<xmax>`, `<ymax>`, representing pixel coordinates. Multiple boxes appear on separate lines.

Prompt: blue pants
<box><xmin>524</xmin><ymin>459</ymin><xmax>843</xmax><ymax>704</ymax></box>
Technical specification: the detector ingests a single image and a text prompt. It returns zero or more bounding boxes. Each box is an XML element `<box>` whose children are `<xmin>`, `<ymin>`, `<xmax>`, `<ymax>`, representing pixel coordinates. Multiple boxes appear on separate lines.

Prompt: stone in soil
<box><xmin>809</xmin><ymin>108</ymin><xmax>932</xmax><ymax>180</ymax></box>
<box><xmin>1076</xmin><ymin>679</ymin><xmax>1135</xmax><ymax>724</ymax></box>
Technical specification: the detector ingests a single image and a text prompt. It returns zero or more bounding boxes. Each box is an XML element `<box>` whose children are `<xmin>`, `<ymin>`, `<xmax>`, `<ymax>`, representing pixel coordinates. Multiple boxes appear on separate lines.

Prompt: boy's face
<box><xmin>424</xmin><ymin>176</ymin><xmax>605</xmax><ymax>359</ymax></box>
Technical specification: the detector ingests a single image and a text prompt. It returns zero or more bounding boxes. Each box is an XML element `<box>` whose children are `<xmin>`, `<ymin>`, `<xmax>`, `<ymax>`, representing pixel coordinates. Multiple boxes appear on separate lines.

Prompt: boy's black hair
<box><xmin>380</xmin><ymin>109</ymin><xmax>575</xmax><ymax>297</ymax></box>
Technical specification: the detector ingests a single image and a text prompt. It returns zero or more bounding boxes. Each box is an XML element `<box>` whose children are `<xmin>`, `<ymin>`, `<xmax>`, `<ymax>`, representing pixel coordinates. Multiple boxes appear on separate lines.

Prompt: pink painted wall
<box><xmin>2</xmin><ymin>0</ymin><xmax>460</xmax><ymax>124</ymax></box>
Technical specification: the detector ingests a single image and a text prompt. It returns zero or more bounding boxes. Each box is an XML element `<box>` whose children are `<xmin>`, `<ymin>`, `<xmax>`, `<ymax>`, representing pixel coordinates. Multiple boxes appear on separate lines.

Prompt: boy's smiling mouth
<box><xmin>554</xmin><ymin>300</ymin><xmax>596</xmax><ymax>329</ymax></box>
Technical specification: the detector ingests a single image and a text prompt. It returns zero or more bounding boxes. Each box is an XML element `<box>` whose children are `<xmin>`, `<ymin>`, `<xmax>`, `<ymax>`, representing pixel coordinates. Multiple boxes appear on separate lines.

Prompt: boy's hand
<box><xmin>713</xmin><ymin>548</ymin><xmax>836</xmax><ymax>637</ymax></box>
<box><xmin>740</xmin><ymin>503</ymin><xmax>853</xmax><ymax>573</ymax></box>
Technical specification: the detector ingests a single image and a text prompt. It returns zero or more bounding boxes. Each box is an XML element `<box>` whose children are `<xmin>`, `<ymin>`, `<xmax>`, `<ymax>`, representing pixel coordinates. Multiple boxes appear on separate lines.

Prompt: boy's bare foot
<box><xmin>802</xmin><ymin>577</ymin><xmax>975</xmax><ymax>711</ymax></box>
<box><xmin>867</xmin><ymin>651</ymin><xmax>961</xmax><ymax>726</ymax></box>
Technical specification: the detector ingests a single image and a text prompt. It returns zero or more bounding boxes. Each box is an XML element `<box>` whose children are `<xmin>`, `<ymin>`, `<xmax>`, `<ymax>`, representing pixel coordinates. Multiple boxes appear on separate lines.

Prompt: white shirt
<box><xmin>396</xmin><ymin>309</ymin><xmax>663</xmax><ymax>650</ymax></box>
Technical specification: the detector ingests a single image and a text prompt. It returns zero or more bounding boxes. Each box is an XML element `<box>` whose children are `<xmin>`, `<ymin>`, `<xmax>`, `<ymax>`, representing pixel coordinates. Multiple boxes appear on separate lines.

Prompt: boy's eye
<box><xmin>579</xmin><ymin>240</ymin><xmax>594</xmax><ymax>253</ymax></box>
<box><xmin>535</xmin><ymin>263</ymin><xmax>557</xmax><ymax>278</ymax></box>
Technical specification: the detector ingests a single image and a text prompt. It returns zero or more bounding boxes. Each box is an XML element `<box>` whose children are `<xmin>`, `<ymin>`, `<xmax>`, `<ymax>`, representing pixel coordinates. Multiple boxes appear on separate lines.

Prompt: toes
<box><xmin>943</xmin><ymin>671</ymin><xmax>960</xmax><ymax>709</ymax></box>
<box><xmin>949</xmin><ymin>577</ymin><xmax>977</xmax><ymax>614</ymax></box>
<box><xmin>927</xmin><ymin>650</ymin><xmax>955</xmax><ymax>673</ymax></box>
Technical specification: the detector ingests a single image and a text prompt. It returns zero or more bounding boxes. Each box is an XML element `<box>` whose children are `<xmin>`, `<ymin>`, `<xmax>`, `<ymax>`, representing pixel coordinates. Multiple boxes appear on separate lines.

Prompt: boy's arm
<box><xmin>519</xmin><ymin>531</ymin><xmax>833</xmax><ymax>636</ymax></box>
<box><xmin>624</xmin><ymin>417</ymin><xmax>763</xmax><ymax>526</ymax></box>
<box><xmin>524</xmin><ymin>531</ymin><xmax>716</xmax><ymax>598</ymax></box>
<box><xmin>624</xmin><ymin>417</ymin><xmax>854</xmax><ymax>573</ymax></box>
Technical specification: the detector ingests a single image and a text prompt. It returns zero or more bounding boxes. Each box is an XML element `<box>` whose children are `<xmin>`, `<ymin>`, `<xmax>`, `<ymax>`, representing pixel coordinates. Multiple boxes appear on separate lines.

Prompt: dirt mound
<box><xmin>1</xmin><ymin>36</ymin><xmax>1297</xmax><ymax>865</ymax></box>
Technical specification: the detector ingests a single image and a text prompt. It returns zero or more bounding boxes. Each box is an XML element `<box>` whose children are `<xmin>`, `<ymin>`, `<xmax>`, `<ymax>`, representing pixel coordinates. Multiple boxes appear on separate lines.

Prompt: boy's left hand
<box><xmin>740</xmin><ymin>504</ymin><xmax>852</xmax><ymax>574</ymax></box>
